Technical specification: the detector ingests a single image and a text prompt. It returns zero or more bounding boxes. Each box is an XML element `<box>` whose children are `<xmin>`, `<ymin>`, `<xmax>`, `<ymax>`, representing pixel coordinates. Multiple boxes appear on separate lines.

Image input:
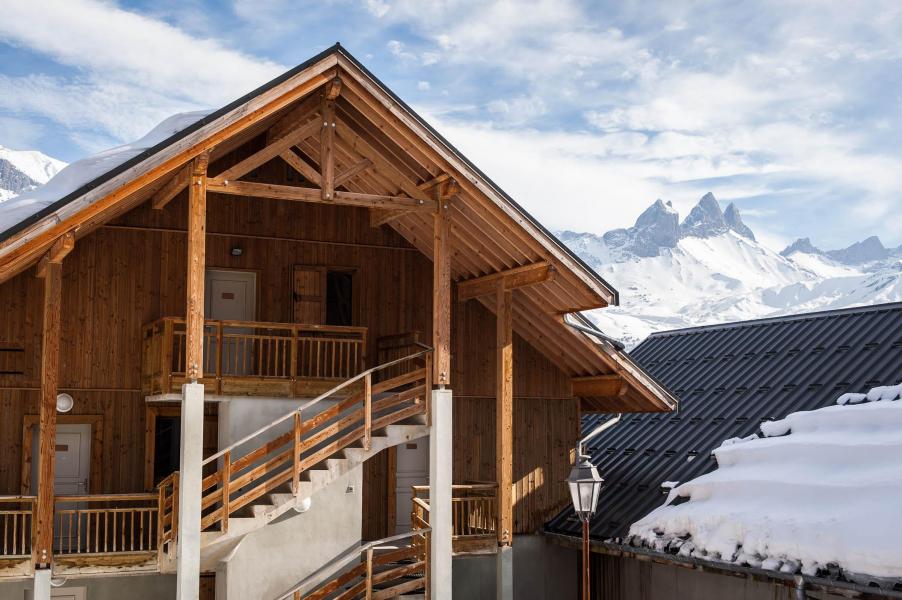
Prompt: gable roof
<box><xmin>0</xmin><ymin>43</ymin><xmax>676</xmax><ymax>413</ymax></box>
<box><xmin>545</xmin><ymin>301</ymin><xmax>902</xmax><ymax>540</ymax></box>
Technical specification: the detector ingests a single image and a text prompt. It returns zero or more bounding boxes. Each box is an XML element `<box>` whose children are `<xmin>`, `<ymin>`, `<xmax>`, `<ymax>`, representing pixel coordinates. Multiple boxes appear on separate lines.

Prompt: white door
<box><xmin>50</xmin><ymin>587</ymin><xmax>86</xmax><ymax>600</ymax></box>
<box><xmin>30</xmin><ymin>424</ymin><xmax>91</xmax><ymax>496</ymax></box>
<box><xmin>395</xmin><ymin>439</ymin><xmax>429</xmax><ymax>533</ymax></box>
<box><xmin>205</xmin><ymin>269</ymin><xmax>257</xmax><ymax>376</ymax></box>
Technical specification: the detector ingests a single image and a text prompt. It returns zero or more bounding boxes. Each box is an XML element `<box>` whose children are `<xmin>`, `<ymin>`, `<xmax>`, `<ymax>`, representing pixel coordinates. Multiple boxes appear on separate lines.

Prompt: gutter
<box><xmin>543</xmin><ymin>532</ymin><xmax>902</xmax><ymax>599</ymax></box>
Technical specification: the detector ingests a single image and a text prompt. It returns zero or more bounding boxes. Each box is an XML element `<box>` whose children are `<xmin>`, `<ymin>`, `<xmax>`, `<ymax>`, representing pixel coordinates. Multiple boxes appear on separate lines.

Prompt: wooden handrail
<box><xmin>279</xmin><ymin>527</ymin><xmax>432</xmax><ymax>600</ymax></box>
<box><xmin>203</xmin><ymin>345</ymin><xmax>432</xmax><ymax>466</ymax></box>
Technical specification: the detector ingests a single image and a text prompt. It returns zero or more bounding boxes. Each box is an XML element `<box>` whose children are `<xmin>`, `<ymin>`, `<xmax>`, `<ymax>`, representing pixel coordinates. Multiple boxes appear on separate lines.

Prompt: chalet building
<box><xmin>547</xmin><ymin>302</ymin><xmax>902</xmax><ymax>600</ymax></box>
<box><xmin>0</xmin><ymin>44</ymin><xmax>676</xmax><ymax>600</ymax></box>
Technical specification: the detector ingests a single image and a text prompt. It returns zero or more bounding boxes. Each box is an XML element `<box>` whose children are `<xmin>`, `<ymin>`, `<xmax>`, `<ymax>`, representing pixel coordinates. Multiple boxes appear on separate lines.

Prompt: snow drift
<box><xmin>628</xmin><ymin>382</ymin><xmax>902</xmax><ymax>582</ymax></box>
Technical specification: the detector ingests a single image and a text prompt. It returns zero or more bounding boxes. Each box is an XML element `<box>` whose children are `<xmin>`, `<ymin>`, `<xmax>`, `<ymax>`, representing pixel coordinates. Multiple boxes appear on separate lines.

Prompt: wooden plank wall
<box><xmin>0</xmin><ymin>153</ymin><xmax>581</xmax><ymax>537</ymax></box>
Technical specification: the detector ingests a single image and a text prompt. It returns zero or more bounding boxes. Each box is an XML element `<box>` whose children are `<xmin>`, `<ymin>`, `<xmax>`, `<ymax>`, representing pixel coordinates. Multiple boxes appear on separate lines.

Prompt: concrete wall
<box><xmin>218</xmin><ymin>397</ymin><xmax>339</xmax><ymax>456</ymax></box>
<box><xmin>215</xmin><ymin>465</ymin><xmax>363</xmax><ymax>600</ymax></box>
<box><xmin>0</xmin><ymin>573</ymin><xmax>175</xmax><ymax>600</ymax></box>
<box><xmin>452</xmin><ymin>535</ymin><xmax>577</xmax><ymax>600</ymax></box>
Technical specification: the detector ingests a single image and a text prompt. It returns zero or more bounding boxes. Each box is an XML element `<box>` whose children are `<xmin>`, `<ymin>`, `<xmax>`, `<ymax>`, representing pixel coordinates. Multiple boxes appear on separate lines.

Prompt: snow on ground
<box><xmin>0</xmin><ymin>111</ymin><xmax>211</xmax><ymax>233</ymax></box>
<box><xmin>628</xmin><ymin>382</ymin><xmax>902</xmax><ymax>582</ymax></box>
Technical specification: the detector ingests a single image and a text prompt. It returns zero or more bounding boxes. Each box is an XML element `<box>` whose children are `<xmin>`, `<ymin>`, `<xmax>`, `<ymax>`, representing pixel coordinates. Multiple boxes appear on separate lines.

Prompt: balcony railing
<box><xmin>53</xmin><ymin>494</ymin><xmax>159</xmax><ymax>561</ymax></box>
<box><xmin>142</xmin><ymin>317</ymin><xmax>367</xmax><ymax>396</ymax></box>
<box><xmin>412</xmin><ymin>483</ymin><xmax>497</xmax><ymax>555</ymax></box>
<box><xmin>0</xmin><ymin>496</ymin><xmax>34</xmax><ymax>561</ymax></box>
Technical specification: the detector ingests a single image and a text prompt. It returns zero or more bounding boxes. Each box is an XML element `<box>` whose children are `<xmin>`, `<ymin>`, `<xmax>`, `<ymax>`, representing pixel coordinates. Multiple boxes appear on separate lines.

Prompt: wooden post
<box><xmin>171</xmin><ymin>473</ymin><xmax>179</xmax><ymax>545</ymax></box>
<box><xmin>292</xmin><ymin>412</ymin><xmax>302</xmax><ymax>494</ymax></box>
<box><xmin>496</xmin><ymin>286</ymin><xmax>513</xmax><ymax>547</ymax></box>
<box><xmin>364</xmin><ymin>372</ymin><xmax>372</xmax><ymax>451</ymax></box>
<box><xmin>424</xmin><ymin>352</ymin><xmax>433</xmax><ymax>426</ymax></box>
<box><xmin>321</xmin><ymin>98</ymin><xmax>336</xmax><ymax>201</ymax></box>
<box><xmin>221</xmin><ymin>451</ymin><xmax>231</xmax><ymax>534</ymax></box>
<box><xmin>215</xmin><ymin>321</ymin><xmax>223</xmax><ymax>395</ymax></box>
<box><xmin>365</xmin><ymin>546</ymin><xmax>374</xmax><ymax>600</ymax></box>
<box><xmin>432</xmin><ymin>184</ymin><xmax>451</xmax><ymax>386</ymax></box>
<box><xmin>33</xmin><ymin>233</ymin><xmax>73</xmax><ymax>569</ymax></box>
<box><xmin>185</xmin><ymin>152</ymin><xmax>209</xmax><ymax>381</ymax></box>
<box><xmin>162</xmin><ymin>318</ymin><xmax>174</xmax><ymax>391</ymax></box>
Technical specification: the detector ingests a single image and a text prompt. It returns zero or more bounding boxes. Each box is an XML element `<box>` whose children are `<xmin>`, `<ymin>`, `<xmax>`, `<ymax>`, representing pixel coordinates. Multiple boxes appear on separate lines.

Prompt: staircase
<box><xmin>155</xmin><ymin>347</ymin><xmax>434</xmax><ymax>577</ymax></box>
<box><xmin>278</xmin><ymin>529</ymin><xmax>431</xmax><ymax>600</ymax></box>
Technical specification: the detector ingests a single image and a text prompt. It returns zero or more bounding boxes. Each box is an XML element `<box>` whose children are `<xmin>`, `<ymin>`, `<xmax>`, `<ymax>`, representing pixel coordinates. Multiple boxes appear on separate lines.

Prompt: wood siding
<box><xmin>0</xmin><ymin>157</ymin><xmax>580</xmax><ymax>536</ymax></box>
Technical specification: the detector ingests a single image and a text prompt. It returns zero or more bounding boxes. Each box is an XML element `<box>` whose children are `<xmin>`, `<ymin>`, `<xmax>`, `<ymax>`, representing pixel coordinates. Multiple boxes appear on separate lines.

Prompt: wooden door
<box><xmin>293</xmin><ymin>266</ymin><xmax>325</xmax><ymax>323</ymax></box>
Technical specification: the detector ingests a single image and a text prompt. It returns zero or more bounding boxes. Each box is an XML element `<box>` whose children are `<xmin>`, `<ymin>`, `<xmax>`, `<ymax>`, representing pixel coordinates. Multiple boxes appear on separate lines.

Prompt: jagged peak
<box><xmin>680</xmin><ymin>192</ymin><xmax>728</xmax><ymax>238</ymax></box>
<box><xmin>723</xmin><ymin>202</ymin><xmax>756</xmax><ymax>241</ymax></box>
<box><xmin>781</xmin><ymin>237</ymin><xmax>823</xmax><ymax>257</ymax></box>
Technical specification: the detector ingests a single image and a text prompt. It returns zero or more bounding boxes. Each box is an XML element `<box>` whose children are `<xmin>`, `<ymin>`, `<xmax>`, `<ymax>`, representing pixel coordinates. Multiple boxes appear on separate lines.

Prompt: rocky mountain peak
<box><xmin>679</xmin><ymin>192</ymin><xmax>728</xmax><ymax>238</ymax></box>
<box><xmin>827</xmin><ymin>235</ymin><xmax>888</xmax><ymax>265</ymax></box>
<box><xmin>780</xmin><ymin>237</ymin><xmax>822</xmax><ymax>257</ymax></box>
<box><xmin>724</xmin><ymin>202</ymin><xmax>756</xmax><ymax>241</ymax></box>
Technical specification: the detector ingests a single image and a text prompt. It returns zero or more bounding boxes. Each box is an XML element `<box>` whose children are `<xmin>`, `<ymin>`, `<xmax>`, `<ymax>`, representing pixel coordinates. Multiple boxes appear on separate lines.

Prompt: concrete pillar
<box><xmin>429</xmin><ymin>388</ymin><xmax>453</xmax><ymax>600</ymax></box>
<box><xmin>33</xmin><ymin>569</ymin><xmax>51</xmax><ymax>600</ymax></box>
<box><xmin>497</xmin><ymin>544</ymin><xmax>513</xmax><ymax>599</ymax></box>
<box><xmin>177</xmin><ymin>382</ymin><xmax>205</xmax><ymax>600</ymax></box>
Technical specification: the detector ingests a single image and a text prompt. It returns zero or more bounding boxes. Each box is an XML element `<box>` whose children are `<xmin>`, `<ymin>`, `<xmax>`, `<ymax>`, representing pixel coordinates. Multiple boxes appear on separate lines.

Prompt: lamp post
<box><xmin>568</xmin><ymin>452</ymin><xmax>604</xmax><ymax>600</ymax></box>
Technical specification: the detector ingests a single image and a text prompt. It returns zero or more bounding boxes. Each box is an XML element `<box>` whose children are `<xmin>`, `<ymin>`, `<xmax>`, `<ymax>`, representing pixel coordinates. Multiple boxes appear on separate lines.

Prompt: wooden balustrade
<box><xmin>0</xmin><ymin>496</ymin><xmax>34</xmax><ymax>559</ymax></box>
<box><xmin>53</xmin><ymin>494</ymin><xmax>159</xmax><ymax>557</ymax></box>
<box><xmin>158</xmin><ymin>348</ymin><xmax>432</xmax><ymax>551</ymax></box>
<box><xmin>411</xmin><ymin>484</ymin><xmax>497</xmax><ymax>554</ymax></box>
<box><xmin>142</xmin><ymin>317</ymin><xmax>367</xmax><ymax>396</ymax></box>
<box><xmin>284</xmin><ymin>528</ymin><xmax>431</xmax><ymax>600</ymax></box>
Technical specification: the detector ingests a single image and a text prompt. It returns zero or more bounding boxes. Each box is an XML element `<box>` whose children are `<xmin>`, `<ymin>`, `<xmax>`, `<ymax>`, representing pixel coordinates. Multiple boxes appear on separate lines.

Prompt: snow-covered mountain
<box><xmin>0</xmin><ymin>146</ymin><xmax>66</xmax><ymax>201</ymax></box>
<box><xmin>560</xmin><ymin>193</ymin><xmax>902</xmax><ymax>348</ymax></box>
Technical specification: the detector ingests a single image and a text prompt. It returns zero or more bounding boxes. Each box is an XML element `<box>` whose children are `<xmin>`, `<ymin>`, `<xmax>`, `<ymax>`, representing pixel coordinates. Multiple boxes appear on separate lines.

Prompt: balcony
<box><xmin>142</xmin><ymin>317</ymin><xmax>367</xmax><ymax>397</ymax></box>
<box><xmin>411</xmin><ymin>483</ymin><xmax>497</xmax><ymax>555</ymax></box>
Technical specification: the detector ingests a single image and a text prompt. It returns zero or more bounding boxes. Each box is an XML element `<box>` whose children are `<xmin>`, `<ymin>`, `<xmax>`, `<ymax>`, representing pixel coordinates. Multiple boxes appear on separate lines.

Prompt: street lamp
<box><xmin>568</xmin><ymin>452</ymin><xmax>604</xmax><ymax>600</ymax></box>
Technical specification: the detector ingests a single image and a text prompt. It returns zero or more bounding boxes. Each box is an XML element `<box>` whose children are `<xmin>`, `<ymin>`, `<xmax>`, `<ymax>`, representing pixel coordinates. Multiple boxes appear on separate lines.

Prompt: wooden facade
<box><xmin>0</xmin><ymin>45</ymin><xmax>676</xmax><ymax>583</ymax></box>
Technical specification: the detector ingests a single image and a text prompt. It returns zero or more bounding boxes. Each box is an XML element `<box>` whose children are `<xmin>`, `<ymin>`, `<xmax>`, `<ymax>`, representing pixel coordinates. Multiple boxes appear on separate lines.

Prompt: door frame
<box><xmin>292</xmin><ymin>264</ymin><xmax>360</xmax><ymax>325</ymax></box>
<box><xmin>144</xmin><ymin>404</ymin><xmax>219</xmax><ymax>491</ymax></box>
<box><xmin>20</xmin><ymin>414</ymin><xmax>103</xmax><ymax>495</ymax></box>
<box><xmin>204</xmin><ymin>267</ymin><xmax>261</xmax><ymax>321</ymax></box>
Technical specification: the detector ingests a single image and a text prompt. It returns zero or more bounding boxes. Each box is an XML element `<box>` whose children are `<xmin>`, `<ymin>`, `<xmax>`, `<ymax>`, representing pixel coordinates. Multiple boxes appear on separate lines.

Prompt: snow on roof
<box><xmin>628</xmin><ymin>382</ymin><xmax>902</xmax><ymax>583</ymax></box>
<box><xmin>0</xmin><ymin>110</ymin><xmax>212</xmax><ymax>234</ymax></box>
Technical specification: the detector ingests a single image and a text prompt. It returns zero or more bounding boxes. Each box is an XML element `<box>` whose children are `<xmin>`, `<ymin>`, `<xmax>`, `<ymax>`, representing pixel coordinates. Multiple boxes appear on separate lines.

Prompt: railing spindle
<box><xmin>222</xmin><ymin>450</ymin><xmax>231</xmax><ymax>534</ymax></box>
<box><xmin>292</xmin><ymin>413</ymin><xmax>302</xmax><ymax>494</ymax></box>
<box><xmin>364</xmin><ymin>372</ymin><xmax>372</xmax><ymax>451</ymax></box>
<box><xmin>365</xmin><ymin>546</ymin><xmax>374</xmax><ymax>600</ymax></box>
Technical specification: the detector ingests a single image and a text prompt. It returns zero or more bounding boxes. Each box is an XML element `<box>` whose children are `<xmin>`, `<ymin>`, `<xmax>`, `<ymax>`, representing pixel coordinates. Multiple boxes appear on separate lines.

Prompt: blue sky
<box><xmin>1</xmin><ymin>0</ymin><xmax>901</xmax><ymax>250</ymax></box>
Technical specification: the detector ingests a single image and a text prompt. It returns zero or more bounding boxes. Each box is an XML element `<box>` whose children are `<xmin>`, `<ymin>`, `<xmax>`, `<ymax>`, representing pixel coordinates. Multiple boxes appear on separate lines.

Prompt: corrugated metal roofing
<box><xmin>545</xmin><ymin>302</ymin><xmax>902</xmax><ymax>541</ymax></box>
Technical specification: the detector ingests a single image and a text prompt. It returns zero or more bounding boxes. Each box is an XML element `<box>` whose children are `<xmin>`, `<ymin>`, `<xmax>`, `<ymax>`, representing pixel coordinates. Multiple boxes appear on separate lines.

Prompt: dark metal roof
<box><xmin>0</xmin><ymin>43</ymin><xmax>618</xmax><ymax>305</ymax></box>
<box><xmin>546</xmin><ymin>302</ymin><xmax>902</xmax><ymax>541</ymax></box>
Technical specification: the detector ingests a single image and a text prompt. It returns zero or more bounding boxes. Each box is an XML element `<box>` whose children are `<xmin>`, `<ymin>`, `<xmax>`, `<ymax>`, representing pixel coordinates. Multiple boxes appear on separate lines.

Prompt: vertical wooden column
<box><xmin>432</xmin><ymin>184</ymin><xmax>452</xmax><ymax>386</ymax></box>
<box><xmin>496</xmin><ymin>285</ymin><xmax>513</xmax><ymax>546</ymax></box>
<box><xmin>33</xmin><ymin>233</ymin><xmax>74</xmax><ymax>569</ymax></box>
<box><xmin>185</xmin><ymin>152</ymin><xmax>209</xmax><ymax>381</ymax></box>
<box><xmin>321</xmin><ymin>99</ymin><xmax>336</xmax><ymax>201</ymax></box>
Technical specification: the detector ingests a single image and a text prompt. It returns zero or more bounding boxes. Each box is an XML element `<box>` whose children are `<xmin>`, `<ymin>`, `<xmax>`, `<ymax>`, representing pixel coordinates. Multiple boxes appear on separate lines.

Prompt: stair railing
<box><xmin>278</xmin><ymin>527</ymin><xmax>432</xmax><ymax>600</ymax></box>
<box><xmin>158</xmin><ymin>344</ymin><xmax>433</xmax><ymax>548</ymax></box>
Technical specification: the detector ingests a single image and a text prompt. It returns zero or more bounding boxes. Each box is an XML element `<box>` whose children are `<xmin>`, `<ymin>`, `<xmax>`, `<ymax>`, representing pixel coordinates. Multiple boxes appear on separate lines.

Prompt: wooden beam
<box><xmin>217</xmin><ymin>119</ymin><xmax>320</xmax><ymax>182</ymax></box>
<box><xmin>417</xmin><ymin>172</ymin><xmax>450</xmax><ymax>191</ymax></box>
<box><xmin>334</xmin><ymin>158</ymin><xmax>372</xmax><ymax>187</ymax></box>
<box><xmin>324</xmin><ymin>76</ymin><xmax>343</xmax><ymax>101</ymax></box>
<box><xmin>33</xmin><ymin>234</ymin><xmax>72</xmax><ymax>568</ymax></box>
<box><xmin>432</xmin><ymin>184</ymin><xmax>452</xmax><ymax>386</ymax></box>
<box><xmin>370</xmin><ymin>208</ymin><xmax>411</xmax><ymax>228</ymax></box>
<box><xmin>185</xmin><ymin>152</ymin><xmax>209</xmax><ymax>381</ymax></box>
<box><xmin>279</xmin><ymin>149</ymin><xmax>321</xmax><ymax>186</ymax></box>
<box><xmin>571</xmin><ymin>375</ymin><xmax>626</xmax><ymax>398</ymax></box>
<box><xmin>152</xmin><ymin>164</ymin><xmax>190</xmax><ymax>210</ymax></box>
<box><xmin>496</xmin><ymin>285</ymin><xmax>513</xmax><ymax>547</ymax></box>
<box><xmin>321</xmin><ymin>97</ymin><xmax>336</xmax><ymax>200</ymax></box>
<box><xmin>207</xmin><ymin>179</ymin><xmax>436</xmax><ymax>211</ymax></box>
<box><xmin>35</xmin><ymin>232</ymin><xmax>75</xmax><ymax>278</ymax></box>
<box><xmin>457</xmin><ymin>261</ymin><xmax>554</xmax><ymax>302</ymax></box>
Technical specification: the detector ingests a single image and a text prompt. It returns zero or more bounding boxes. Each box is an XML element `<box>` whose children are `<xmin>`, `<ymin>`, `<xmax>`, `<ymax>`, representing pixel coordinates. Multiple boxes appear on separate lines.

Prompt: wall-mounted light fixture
<box><xmin>230</xmin><ymin>246</ymin><xmax>243</xmax><ymax>256</ymax></box>
<box><xmin>56</xmin><ymin>393</ymin><xmax>74</xmax><ymax>413</ymax></box>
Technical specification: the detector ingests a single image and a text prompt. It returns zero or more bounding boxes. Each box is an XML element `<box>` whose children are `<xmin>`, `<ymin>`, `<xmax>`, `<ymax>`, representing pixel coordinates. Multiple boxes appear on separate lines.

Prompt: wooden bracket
<box><xmin>324</xmin><ymin>76</ymin><xmax>343</xmax><ymax>101</ymax></box>
<box><xmin>457</xmin><ymin>261</ymin><xmax>555</xmax><ymax>301</ymax></box>
<box><xmin>35</xmin><ymin>232</ymin><xmax>75</xmax><ymax>278</ymax></box>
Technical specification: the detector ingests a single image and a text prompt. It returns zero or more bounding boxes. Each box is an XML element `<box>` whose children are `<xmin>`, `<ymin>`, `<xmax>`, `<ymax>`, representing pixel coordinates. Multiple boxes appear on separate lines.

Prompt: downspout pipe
<box><xmin>794</xmin><ymin>576</ymin><xmax>807</xmax><ymax>600</ymax></box>
<box><xmin>564</xmin><ymin>315</ymin><xmax>626</xmax><ymax>351</ymax></box>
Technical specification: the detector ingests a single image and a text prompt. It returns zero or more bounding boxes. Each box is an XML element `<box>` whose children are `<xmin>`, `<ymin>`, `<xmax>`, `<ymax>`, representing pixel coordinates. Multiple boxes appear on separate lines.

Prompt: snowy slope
<box><xmin>0</xmin><ymin>146</ymin><xmax>66</xmax><ymax>202</ymax></box>
<box><xmin>628</xmin><ymin>382</ymin><xmax>902</xmax><ymax>582</ymax></box>
<box><xmin>561</xmin><ymin>194</ymin><xmax>902</xmax><ymax>348</ymax></box>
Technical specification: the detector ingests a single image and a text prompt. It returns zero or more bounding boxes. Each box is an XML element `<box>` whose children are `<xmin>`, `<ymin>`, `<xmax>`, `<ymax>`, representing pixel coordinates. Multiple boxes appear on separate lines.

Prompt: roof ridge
<box><xmin>641</xmin><ymin>302</ymin><xmax>902</xmax><ymax>340</ymax></box>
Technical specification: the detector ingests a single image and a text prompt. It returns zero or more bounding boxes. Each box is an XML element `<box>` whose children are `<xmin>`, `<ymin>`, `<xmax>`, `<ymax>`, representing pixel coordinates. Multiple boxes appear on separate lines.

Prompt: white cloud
<box><xmin>0</xmin><ymin>0</ymin><xmax>284</xmax><ymax>150</ymax></box>
<box><xmin>417</xmin><ymin>80</ymin><xmax>431</xmax><ymax>91</ymax></box>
